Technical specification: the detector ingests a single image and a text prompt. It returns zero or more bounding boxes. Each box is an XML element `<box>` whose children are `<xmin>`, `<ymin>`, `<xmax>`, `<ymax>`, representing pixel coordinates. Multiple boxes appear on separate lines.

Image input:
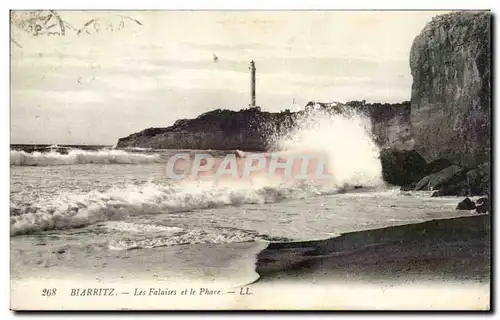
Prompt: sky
<box><xmin>10</xmin><ymin>10</ymin><xmax>450</xmax><ymax>145</ymax></box>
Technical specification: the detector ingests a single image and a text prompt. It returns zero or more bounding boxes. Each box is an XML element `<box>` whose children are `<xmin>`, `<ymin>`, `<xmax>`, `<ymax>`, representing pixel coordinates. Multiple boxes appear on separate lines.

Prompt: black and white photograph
<box><xmin>9</xmin><ymin>9</ymin><xmax>491</xmax><ymax>310</ymax></box>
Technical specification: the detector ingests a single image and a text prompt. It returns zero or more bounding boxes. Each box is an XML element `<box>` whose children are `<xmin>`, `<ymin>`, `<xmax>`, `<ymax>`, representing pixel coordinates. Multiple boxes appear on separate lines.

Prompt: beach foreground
<box><xmin>257</xmin><ymin>214</ymin><xmax>491</xmax><ymax>282</ymax></box>
<box><xmin>11</xmin><ymin>215</ymin><xmax>490</xmax><ymax>310</ymax></box>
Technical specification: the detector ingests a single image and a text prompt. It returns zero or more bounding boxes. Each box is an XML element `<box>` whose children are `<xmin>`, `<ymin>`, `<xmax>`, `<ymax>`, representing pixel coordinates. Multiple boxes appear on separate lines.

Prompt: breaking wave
<box><xmin>10</xmin><ymin>180</ymin><xmax>326</xmax><ymax>235</ymax></box>
<box><xmin>275</xmin><ymin>106</ymin><xmax>384</xmax><ymax>189</ymax></box>
<box><xmin>10</xmin><ymin>149</ymin><xmax>161</xmax><ymax>166</ymax></box>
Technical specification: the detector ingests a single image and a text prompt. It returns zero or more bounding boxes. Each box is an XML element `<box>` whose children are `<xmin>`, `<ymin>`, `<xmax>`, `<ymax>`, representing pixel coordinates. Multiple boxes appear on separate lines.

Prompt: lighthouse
<box><xmin>249</xmin><ymin>60</ymin><xmax>256</xmax><ymax>107</ymax></box>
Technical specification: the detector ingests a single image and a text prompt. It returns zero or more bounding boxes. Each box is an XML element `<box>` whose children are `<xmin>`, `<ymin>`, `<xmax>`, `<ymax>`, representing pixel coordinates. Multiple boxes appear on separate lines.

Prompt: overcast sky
<box><xmin>10</xmin><ymin>10</ymin><xmax>449</xmax><ymax>145</ymax></box>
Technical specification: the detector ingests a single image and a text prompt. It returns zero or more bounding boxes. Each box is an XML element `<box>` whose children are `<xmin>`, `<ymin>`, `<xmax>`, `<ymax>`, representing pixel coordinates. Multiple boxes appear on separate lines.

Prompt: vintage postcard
<box><xmin>10</xmin><ymin>10</ymin><xmax>491</xmax><ymax>310</ymax></box>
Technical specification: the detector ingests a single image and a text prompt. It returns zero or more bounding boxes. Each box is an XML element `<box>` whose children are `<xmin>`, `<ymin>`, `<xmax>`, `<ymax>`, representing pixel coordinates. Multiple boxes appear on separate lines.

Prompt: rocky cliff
<box><xmin>409</xmin><ymin>11</ymin><xmax>491</xmax><ymax>166</ymax></box>
<box><xmin>116</xmin><ymin>107</ymin><xmax>299</xmax><ymax>151</ymax></box>
<box><xmin>116</xmin><ymin>102</ymin><xmax>411</xmax><ymax>151</ymax></box>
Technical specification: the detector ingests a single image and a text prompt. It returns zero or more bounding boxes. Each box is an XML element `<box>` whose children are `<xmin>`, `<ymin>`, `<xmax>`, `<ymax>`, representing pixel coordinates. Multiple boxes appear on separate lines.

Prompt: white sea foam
<box><xmin>100</xmin><ymin>221</ymin><xmax>184</xmax><ymax>234</ymax></box>
<box><xmin>106</xmin><ymin>227</ymin><xmax>268</xmax><ymax>251</ymax></box>
<box><xmin>276</xmin><ymin>106</ymin><xmax>385</xmax><ymax>189</ymax></box>
<box><xmin>10</xmin><ymin>180</ymin><xmax>324</xmax><ymax>235</ymax></box>
<box><xmin>10</xmin><ymin>149</ymin><xmax>161</xmax><ymax>166</ymax></box>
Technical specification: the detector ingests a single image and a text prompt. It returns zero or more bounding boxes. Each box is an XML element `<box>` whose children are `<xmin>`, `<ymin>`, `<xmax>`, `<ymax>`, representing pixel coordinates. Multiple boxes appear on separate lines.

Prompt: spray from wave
<box><xmin>274</xmin><ymin>105</ymin><xmax>384</xmax><ymax>190</ymax></box>
<box><xmin>10</xmin><ymin>149</ymin><xmax>161</xmax><ymax>166</ymax></box>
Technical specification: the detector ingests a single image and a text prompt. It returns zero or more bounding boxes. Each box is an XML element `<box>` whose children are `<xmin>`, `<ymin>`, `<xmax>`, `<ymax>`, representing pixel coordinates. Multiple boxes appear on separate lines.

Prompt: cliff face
<box><xmin>116</xmin><ymin>102</ymin><xmax>411</xmax><ymax>151</ymax></box>
<box><xmin>365</xmin><ymin>102</ymin><xmax>413</xmax><ymax>150</ymax></box>
<box><xmin>409</xmin><ymin>11</ymin><xmax>491</xmax><ymax>166</ymax></box>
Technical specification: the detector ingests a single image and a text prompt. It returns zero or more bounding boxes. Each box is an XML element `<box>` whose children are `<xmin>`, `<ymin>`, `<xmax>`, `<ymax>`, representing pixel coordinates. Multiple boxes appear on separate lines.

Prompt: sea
<box><xmin>9</xmin><ymin>110</ymin><xmax>478</xmax><ymax>287</ymax></box>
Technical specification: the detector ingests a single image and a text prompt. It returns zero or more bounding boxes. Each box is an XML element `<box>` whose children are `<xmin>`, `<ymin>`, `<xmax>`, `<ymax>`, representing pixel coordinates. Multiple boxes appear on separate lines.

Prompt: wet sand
<box><xmin>249</xmin><ymin>214</ymin><xmax>490</xmax><ymax>310</ymax></box>
<box><xmin>256</xmin><ymin>214</ymin><xmax>490</xmax><ymax>283</ymax></box>
<box><xmin>10</xmin><ymin>215</ymin><xmax>491</xmax><ymax>310</ymax></box>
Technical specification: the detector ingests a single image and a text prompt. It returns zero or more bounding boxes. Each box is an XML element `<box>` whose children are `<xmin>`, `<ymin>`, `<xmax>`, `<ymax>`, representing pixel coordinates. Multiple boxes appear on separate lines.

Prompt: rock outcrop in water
<box><xmin>116</xmin><ymin>101</ymin><xmax>411</xmax><ymax>151</ymax></box>
<box><xmin>409</xmin><ymin>11</ymin><xmax>491</xmax><ymax>167</ymax></box>
<box><xmin>456</xmin><ymin>197</ymin><xmax>476</xmax><ymax>210</ymax></box>
<box><xmin>455</xmin><ymin>196</ymin><xmax>490</xmax><ymax>214</ymax></box>
<box><xmin>379</xmin><ymin>148</ymin><xmax>427</xmax><ymax>187</ymax></box>
<box><xmin>476</xmin><ymin>197</ymin><xmax>490</xmax><ymax>213</ymax></box>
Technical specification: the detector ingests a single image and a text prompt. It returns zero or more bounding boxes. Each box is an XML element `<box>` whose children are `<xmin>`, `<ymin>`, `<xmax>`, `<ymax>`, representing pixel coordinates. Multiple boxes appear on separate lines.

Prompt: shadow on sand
<box><xmin>256</xmin><ymin>215</ymin><xmax>491</xmax><ymax>283</ymax></box>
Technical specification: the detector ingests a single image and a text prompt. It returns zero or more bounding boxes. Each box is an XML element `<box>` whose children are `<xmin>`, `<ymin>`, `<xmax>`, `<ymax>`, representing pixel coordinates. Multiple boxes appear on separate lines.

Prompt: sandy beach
<box><xmin>257</xmin><ymin>214</ymin><xmax>490</xmax><ymax>283</ymax></box>
<box><xmin>11</xmin><ymin>214</ymin><xmax>490</xmax><ymax>310</ymax></box>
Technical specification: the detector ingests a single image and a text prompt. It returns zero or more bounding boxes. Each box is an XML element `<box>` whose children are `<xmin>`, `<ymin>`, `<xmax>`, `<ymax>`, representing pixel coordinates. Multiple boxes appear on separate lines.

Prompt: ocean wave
<box><xmin>46</xmin><ymin>144</ymin><xmax>69</xmax><ymax>149</ymax></box>
<box><xmin>100</xmin><ymin>221</ymin><xmax>184</xmax><ymax>234</ymax></box>
<box><xmin>123</xmin><ymin>146</ymin><xmax>154</xmax><ymax>151</ymax></box>
<box><xmin>10</xmin><ymin>180</ymin><xmax>328</xmax><ymax>235</ymax></box>
<box><xmin>105</xmin><ymin>227</ymin><xmax>276</xmax><ymax>251</ymax></box>
<box><xmin>276</xmin><ymin>106</ymin><xmax>384</xmax><ymax>188</ymax></box>
<box><xmin>10</xmin><ymin>149</ymin><xmax>161</xmax><ymax>166</ymax></box>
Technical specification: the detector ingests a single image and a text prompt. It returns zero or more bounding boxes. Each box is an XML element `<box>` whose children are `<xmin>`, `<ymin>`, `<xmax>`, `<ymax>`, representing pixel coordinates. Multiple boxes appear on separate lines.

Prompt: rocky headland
<box><xmin>116</xmin><ymin>101</ymin><xmax>412</xmax><ymax>152</ymax></box>
<box><xmin>116</xmin><ymin>11</ymin><xmax>491</xmax><ymax>203</ymax></box>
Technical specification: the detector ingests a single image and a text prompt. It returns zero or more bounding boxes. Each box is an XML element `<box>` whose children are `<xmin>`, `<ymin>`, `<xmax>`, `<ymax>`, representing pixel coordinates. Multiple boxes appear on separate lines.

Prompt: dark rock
<box><xmin>431</xmin><ymin>180</ymin><xmax>469</xmax><ymax>197</ymax></box>
<box><xmin>380</xmin><ymin>148</ymin><xmax>427</xmax><ymax>187</ymax></box>
<box><xmin>466</xmin><ymin>169</ymin><xmax>482</xmax><ymax>195</ymax></box>
<box><xmin>410</xmin><ymin>11</ymin><xmax>491</xmax><ymax>167</ymax></box>
<box><xmin>466</xmin><ymin>162</ymin><xmax>491</xmax><ymax>196</ymax></box>
<box><xmin>400</xmin><ymin>181</ymin><xmax>417</xmax><ymax>191</ymax></box>
<box><xmin>424</xmin><ymin>158</ymin><xmax>454</xmax><ymax>175</ymax></box>
<box><xmin>456</xmin><ymin>197</ymin><xmax>476</xmax><ymax>210</ymax></box>
<box><xmin>476</xmin><ymin>197</ymin><xmax>490</xmax><ymax>213</ymax></box>
<box><xmin>430</xmin><ymin>162</ymin><xmax>491</xmax><ymax>197</ymax></box>
<box><xmin>414</xmin><ymin>165</ymin><xmax>465</xmax><ymax>191</ymax></box>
